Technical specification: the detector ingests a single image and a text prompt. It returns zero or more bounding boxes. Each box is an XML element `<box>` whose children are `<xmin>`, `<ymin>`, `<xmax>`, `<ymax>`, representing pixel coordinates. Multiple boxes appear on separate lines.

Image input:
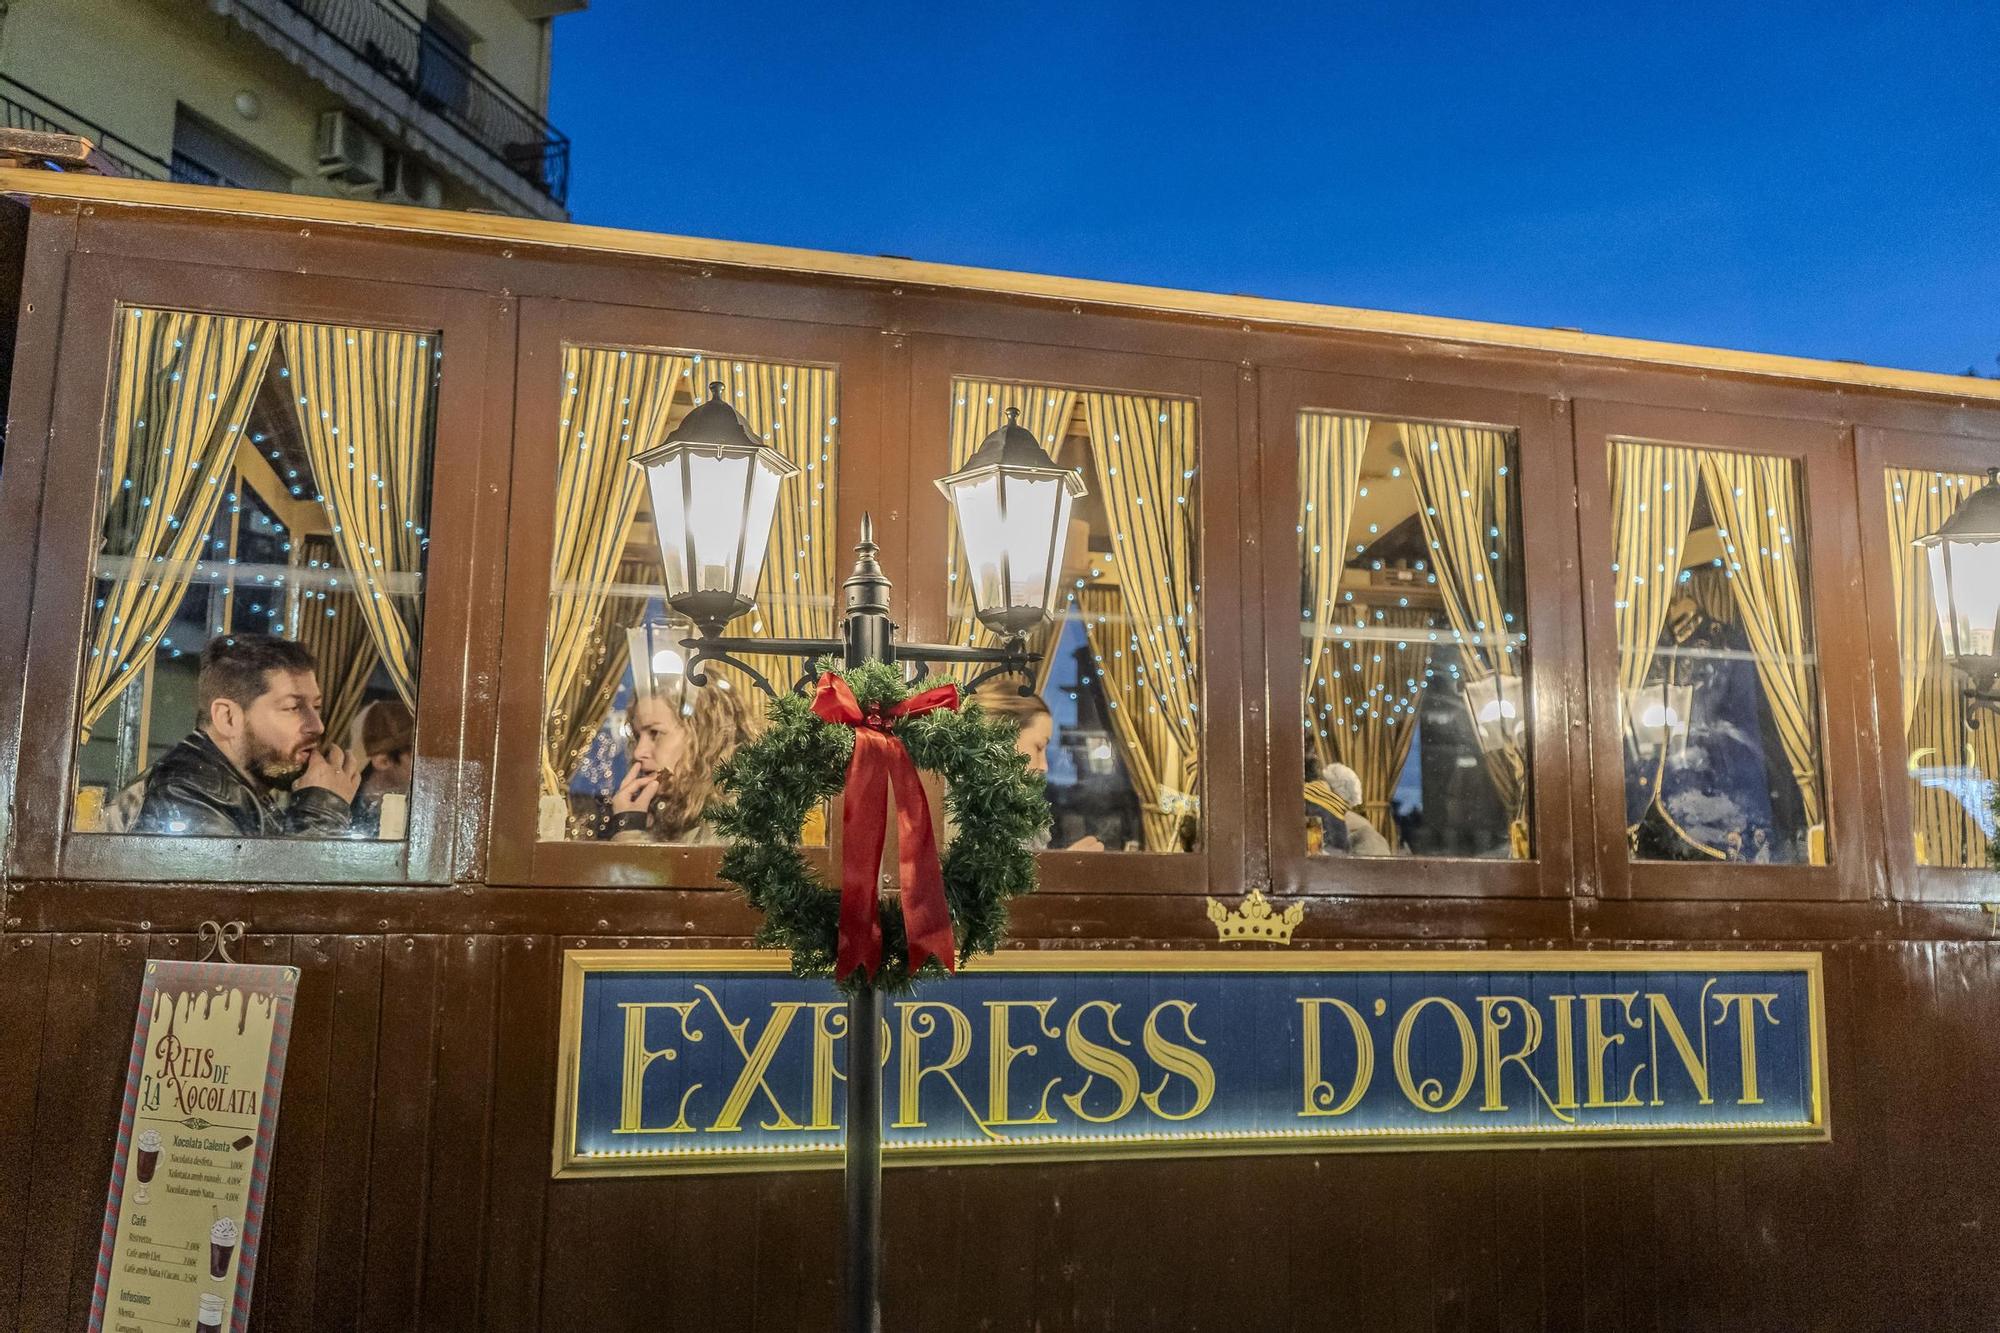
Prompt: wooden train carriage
<box><xmin>1</xmin><ymin>169</ymin><xmax>1998</xmax><ymax>1329</ymax></box>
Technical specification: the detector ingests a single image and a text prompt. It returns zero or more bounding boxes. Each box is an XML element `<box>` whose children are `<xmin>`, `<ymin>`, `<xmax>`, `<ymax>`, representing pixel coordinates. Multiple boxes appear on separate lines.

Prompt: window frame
<box><xmin>905</xmin><ymin>335</ymin><xmax>1247</xmax><ymax>898</ymax></box>
<box><xmin>487</xmin><ymin>297</ymin><xmax>885</xmax><ymax>890</ymax></box>
<box><xmin>1574</xmin><ymin>399</ymin><xmax>1874</xmax><ymax>902</ymax></box>
<box><xmin>6</xmin><ymin>252</ymin><xmax>505</xmax><ymax>886</ymax></box>
<box><xmin>1259</xmin><ymin>367</ymin><xmax>1580</xmax><ymax>900</ymax></box>
<box><xmin>1855</xmin><ymin>422</ymin><xmax>2000</xmax><ymax>903</ymax></box>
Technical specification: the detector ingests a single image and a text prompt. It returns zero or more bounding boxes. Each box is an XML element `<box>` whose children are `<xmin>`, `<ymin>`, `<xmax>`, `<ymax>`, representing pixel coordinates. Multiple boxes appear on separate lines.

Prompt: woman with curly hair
<box><xmin>602</xmin><ymin>679</ymin><xmax>760</xmax><ymax>844</ymax></box>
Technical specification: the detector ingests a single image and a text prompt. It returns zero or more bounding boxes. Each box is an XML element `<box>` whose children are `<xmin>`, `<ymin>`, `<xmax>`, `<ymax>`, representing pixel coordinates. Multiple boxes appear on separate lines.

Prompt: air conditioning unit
<box><xmin>378</xmin><ymin>152</ymin><xmax>443</xmax><ymax>209</ymax></box>
<box><xmin>315</xmin><ymin>110</ymin><xmax>384</xmax><ymax>186</ymax></box>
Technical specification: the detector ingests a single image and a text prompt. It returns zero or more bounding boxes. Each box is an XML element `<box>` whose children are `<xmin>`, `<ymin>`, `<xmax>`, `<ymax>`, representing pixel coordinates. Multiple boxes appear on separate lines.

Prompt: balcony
<box><xmin>219</xmin><ymin>0</ymin><xmax>570</xmax><ymax>216</ymax></box>
<box><xmin>0</xmin><ymin>75</ymin><xmax>172</xmax><ymax>181</ymax></box>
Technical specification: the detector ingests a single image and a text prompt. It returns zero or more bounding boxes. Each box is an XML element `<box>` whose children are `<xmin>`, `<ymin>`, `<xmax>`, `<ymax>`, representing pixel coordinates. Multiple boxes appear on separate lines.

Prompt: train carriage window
<box><xmin>1296</xmin><ymin>411</ymin><xmax>1531</xmax><ymax>860</ymax></box>
<box><xmin>1609</xmin><ymin>440</ymin><xmax>1826</xmax><ymax>865</ymax></box>
<box><xmin>1884</xmin><ymin>468</ymin><xmax>1997</xmax><ymax>869</ymax></box>
<box><xmin>538</xmin><ymin>347</ymin><xmax>837</xmax><ymax>846</ymax></box>
<box><xmin>72</xmin><ymin>307</ymin><xmax>439</xmax><ymax>840</ymax></box>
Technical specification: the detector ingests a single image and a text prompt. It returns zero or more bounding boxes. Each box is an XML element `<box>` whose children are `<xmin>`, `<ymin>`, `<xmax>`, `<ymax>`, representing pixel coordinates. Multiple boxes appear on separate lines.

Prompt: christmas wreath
<box><xmin>709</xmin><ymin>660</ymin><xmax>1050</xmax><ymax>994</ymax></box>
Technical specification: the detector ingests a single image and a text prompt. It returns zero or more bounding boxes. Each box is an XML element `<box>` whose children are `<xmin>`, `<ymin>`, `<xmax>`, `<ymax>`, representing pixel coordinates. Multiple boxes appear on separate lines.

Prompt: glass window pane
<box><xmin>540</xmin><ymin>348</ymin><xmax>837</xmax><ymax>846</ymax></box>
<box><xmin>72</xmin><ymin>307</ymin><xmax>440</xmax><ymax>840</ymax></box>
<box><xmin>949</xmin><ymin>379</ymin><xmax>1200</xmax><ymax>854</ymax></box>
<box><xmin>1885</xmin><ymin>467</ymin><xmax>1998</xmax><ymax>869</ymax></box>
<box><xmin>1297</xmin><ymin>412</ymin><xmax>1531</xmax><ymax>859</ymax></box>
<box><xmin>1609</xmin><ymin>440</ymin><xmax>1825</xmax><ymax>864</ymax></box>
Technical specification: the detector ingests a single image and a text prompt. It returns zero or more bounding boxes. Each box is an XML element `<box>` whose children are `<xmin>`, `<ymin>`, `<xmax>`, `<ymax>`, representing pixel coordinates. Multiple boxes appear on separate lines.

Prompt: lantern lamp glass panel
<box><xmin>1929</xmin><ymin>538</ymin><xmax>2000</xmax><ymax>661</ymax></box>
<box><xmin>950</xmin><ymin>470</ymin><xmax>1073</xmax><ymax>620</ymax></box>
<box><xmin>647</xmin><ymin>447</ymin><xmax>785</xmax><ymax>602</ymax></box>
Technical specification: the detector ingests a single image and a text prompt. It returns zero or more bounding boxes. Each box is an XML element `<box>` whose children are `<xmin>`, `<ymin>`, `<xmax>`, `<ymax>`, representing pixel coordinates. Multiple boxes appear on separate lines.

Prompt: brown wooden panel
<box><xmin>309</xmin><ymin>935</ymin><xmax>385</xmax><ymax>1329</ymax></box>
<box><xmin>16</xmin><ymin>933</ymin><xmax>106</xmax><ymax>1327</ymax></box>
<box><xmin>359</xmin><ymin>934</ymin><xmax>444</xmax><ymax>1329</ymax></box>
<box><xmin>0</xmin><ymin>933</ymin><xmax>52</xmax><ymax>1328</ymax></box>
<box><xmin>420</xmin><ymin>932</ymin><xmax>501</xmax><ymax>1332</ymax></box>
<box><xmin>478</xmin><ymin>933</ymin><xmax>557</xmax><ymax>1331</ymax></box>
<box><xmin>253</xmin><ymin>933</ymin><xmax>335</xmax><ymax>1331</ymax></box>
<box><xmin>62</xmin><ymin>931</ymin><xmax>149</xmax><ymax>1328</ymax></box>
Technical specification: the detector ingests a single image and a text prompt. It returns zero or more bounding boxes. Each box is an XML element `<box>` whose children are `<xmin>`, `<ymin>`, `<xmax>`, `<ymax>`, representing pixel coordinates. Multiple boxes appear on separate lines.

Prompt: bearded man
<box><xmin>135</xmin><ymin>633</ymin><xmax>363</xmax><ymax>837</ymax></box>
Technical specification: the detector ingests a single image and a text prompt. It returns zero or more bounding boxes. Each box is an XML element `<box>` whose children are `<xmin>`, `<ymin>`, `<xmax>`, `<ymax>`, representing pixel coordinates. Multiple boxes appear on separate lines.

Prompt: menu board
<box><xmin>89</xmin><ymin>959</ymin><xmax>299</xmax><ymax>1333</ymax></box>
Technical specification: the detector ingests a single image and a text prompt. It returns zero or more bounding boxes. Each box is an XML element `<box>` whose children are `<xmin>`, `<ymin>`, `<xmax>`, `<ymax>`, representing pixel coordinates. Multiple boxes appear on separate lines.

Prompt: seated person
<box><xmin>601</xmin><ymin>681</ymin><xmax>759</xmax><ymax>845</ymax></box>
<box><xmin>351</xmin><ymin>698</ymin><xmax>414</xmax><ymax>839</ymax></box>
<box><xmin>974</xmin><ymin>685</ymin><xmax>1104</xmax><ymax>852</ymax></box>
<box><xmin>1320</xmin><ymin>761</ymin><xmax>1391</xmax><ymax>856</ymax></box>
<box><xmin>135</xmin><ymin>634</ymin><xmax>362</xmax><ymax>837</ymax></box>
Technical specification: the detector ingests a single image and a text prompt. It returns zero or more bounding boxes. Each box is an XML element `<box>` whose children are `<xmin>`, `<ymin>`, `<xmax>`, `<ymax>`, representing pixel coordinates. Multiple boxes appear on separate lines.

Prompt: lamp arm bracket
<box><xmin>680</xmin><ymin>634</ymin><xmax>841</xmax><ymax>699</ymax></box>
<box><xmin>893</xmin><ymin>638</ymin><xmax>1040</xmax><ymax>695</ymax></box>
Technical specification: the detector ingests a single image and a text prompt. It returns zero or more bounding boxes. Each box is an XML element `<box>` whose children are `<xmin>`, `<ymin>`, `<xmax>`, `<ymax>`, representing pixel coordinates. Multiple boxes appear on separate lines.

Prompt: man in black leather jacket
<box><xmin>135</xmin><ymin>633</ymin><xmax>364</xmax><ymax>837</ymax></box>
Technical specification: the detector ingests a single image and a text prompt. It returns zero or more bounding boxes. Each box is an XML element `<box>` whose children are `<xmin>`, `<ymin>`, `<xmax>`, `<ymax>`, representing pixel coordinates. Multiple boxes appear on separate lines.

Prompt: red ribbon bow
<box><xmin>811</xmin><ymin>672</ymin><xmax>961</xmax><ymax>981</ymax></box>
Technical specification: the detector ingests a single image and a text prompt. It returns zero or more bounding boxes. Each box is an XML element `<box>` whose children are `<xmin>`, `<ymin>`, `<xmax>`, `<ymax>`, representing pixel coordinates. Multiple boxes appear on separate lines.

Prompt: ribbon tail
<box><xmin>834</xmin><ymin>737</ymin><xmax>889</xmax><ymax>982</ymax></box>
<box><xmin>887</xmin><ymin>751</ymin><xmax>956</xmax><ymax>975</ymax></box>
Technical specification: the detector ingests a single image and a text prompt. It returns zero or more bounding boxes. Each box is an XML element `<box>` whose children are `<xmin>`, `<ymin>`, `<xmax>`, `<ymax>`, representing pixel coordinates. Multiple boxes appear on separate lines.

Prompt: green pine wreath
<box><xmin>709</xmin><ymin>659</ymin><xmax>1050</xmax><ymax>994</ymax></box>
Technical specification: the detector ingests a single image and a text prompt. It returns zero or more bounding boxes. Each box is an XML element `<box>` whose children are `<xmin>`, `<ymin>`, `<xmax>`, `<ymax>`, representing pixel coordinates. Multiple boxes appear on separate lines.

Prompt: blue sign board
<box><xmin>553</xmin><ymin>950</ymin><xmax>1827</xmax><ymax>1176</ymax></box>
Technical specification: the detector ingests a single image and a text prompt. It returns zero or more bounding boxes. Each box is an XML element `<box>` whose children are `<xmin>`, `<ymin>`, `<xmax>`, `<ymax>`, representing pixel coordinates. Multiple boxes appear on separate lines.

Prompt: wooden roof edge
<box><xmin>7</xmin><ymin>167</ymin><xmax>1999</xmax><ymax>408</ymax></box>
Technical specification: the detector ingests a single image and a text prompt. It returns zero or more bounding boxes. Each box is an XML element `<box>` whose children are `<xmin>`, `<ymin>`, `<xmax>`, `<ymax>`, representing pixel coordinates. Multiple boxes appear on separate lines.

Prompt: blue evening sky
<box><xmin>549</xmin><ymin>3</ymin><xmax>1998</xmax><ymax>376</ymax></box>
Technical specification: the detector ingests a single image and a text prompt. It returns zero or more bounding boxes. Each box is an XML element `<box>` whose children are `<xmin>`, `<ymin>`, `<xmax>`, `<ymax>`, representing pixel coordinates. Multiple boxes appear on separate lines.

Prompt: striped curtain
<box><xmin>1399</xmin><ymin>423</ymin><xmax>1527</xmax><ymax>822</ymax></box>
<box><xmin>697</xmin><ymin>358</ymin><xmax>840</xmax><ymax>695</ymax></box>
<box><xmin>1307</xmin><ymin>607</ymin><xmax>1432</xmax><ymax>844</ymax></box>
<box><xmin>1080</xmin><ymin>391</ymin><xmax>1201</xmax><ymax>829</ymax></box>
<box><xmin>1697</xmin><ymin>451</ymin><xmax>1822</xmax><ymax>830</ymax></box>
<box><xmin>1298</xmin><ymin>411</ymin><xmax>1371</xmax><ymax>750</ymax></box>
<box><xmin>540</xmin><ymin>347</ymin><xmax>686</xmax><ymax>794</ymax></box>
<box><xmin>1609</xmin><ymin>441</ymin><xmax>1701</xmax><ymax>698</ymax></box>
<box><xmin>279</xmin><ymin>322</ymin><xmax>438</xmax><ymax>711</ymax></box>
<box><xmin>1079</xmin><ymin>585</ymin><xmax>1192</xmax><ymax>851</ymax></box>
<box><xmin>942</xmin><ymin>380</ymin><xmax>1079</xmax><ymax>679</ymax></box>
<box><xmin>84</xmin><ymin>309</ymin><xmax>278</xmax><ymax>732</ymax></box>
<box><xmin>1884</xmin><ymin>469</ymin><xmax>2000</xmax><ymax>867</ymax></box>
<box><xmin>293</xmin><ymin>533</ymin><xmax>378</xmax><ymax>747</ymax></box>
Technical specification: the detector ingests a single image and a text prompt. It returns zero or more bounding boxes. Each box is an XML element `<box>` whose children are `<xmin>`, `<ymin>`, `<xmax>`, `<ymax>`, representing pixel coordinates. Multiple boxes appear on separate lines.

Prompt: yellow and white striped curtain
<box><xmin>540</xmin><ymin>347</ymin><xmax>686</xmax><ymax>793</ymax></box>
<box><xmin>700</xmin><ymin>358</ymin><xmax>840</xmax><ymax>696</ymax></box>
<box><xmin>1609</xmin><ymin>441</ymin><xmax>1701</xmax><ymax>697</ymax></box>
<box><xmin>1885</xmin><ymin>469</ymin><xmax>2000</xmax><ymax>866</ymax></box>
<box><xmin>943</xmin><ymin>380</ymin><xmax>1079</xmax><ymax>679</ymax></box>
<box><xmin>293</xmin><ymin>534</ymin><xmax>378</xmax><ymax>747</ymax></box>
<box><xmin>279</xmin><ymin>322</ymin><xmax>438</xmax><ymax>712</ymax></box>
<box><xmin>1079</xmin><ymin>585</ymin><xmax>1194</xmax><ymax>852</ymax></box>
<box><xmin>1081</xmin><ymin>391</ymin><xmax>1201</xmax><ymax>827</ymax></box>
<box><xmin>1298</xmin><ymin>411</ymin><xmax>1371</xmax><ymax>738</ymax></box>
<box><xmin>1697</xmin><ymin>451</ymin><xmax>1822</xmax><ymax>829</ymax></box>
<box><xmin>1307</xmin><ymin>608</ymin><xmax>1431</xmax><ymax>845</ymax></box>
<box><xmin>1399</xmin><ymin>423</ymin><xmax>1526</xmax><ymax>821</ymax></box>
<box><xmin>83</xmin><ymin>309</ymin><xmax>277</xmax><ymax>732</ymax></box>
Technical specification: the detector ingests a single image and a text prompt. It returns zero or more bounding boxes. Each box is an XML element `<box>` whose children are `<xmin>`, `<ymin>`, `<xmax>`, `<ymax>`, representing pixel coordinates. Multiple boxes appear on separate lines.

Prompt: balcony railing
<box><xmin>279</xmin><ymin>0</ymin><xmax>570</xmax><ymax>205</ymax></box>
<box><xmin>0</xmin><ymin>74</ymin><xmax>172</xmax><ymax>181</ymax></box>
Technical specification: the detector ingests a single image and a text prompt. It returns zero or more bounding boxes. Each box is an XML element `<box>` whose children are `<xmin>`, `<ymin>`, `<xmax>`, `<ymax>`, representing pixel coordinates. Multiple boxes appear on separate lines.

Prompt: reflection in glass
<box><xmin>73</xmin><ymin>308</ymin><xmax>438</xmax><ymax>840</ymax></box>
<box><xmin>540</xmin><ymin>348</ymin><xmax>835</xmax><ymax>844</ymax></box>
<box><xmin>1297</xmin><ymin>412</ymin><xmax>1530</xmax><ymax>860</ymax></box>
<box><xmin>1887</xmin><ymin>468</ymin><xmax>2000</xmax><ymax>868</ymax></box>
<box><xmin>1610</xmin><ymin>441</ymin><xmax>1824</xmax><ymax>864</ymax></box>
<box><xmin>946</xmin><ymin>380</ymin><xmax>1198</xmax><ymax>853</ymax></box>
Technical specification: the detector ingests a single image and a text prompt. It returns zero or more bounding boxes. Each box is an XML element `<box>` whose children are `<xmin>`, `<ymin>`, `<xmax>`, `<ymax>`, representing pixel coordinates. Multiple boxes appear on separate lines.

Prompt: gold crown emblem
<box><xmin>1205</xmin><ymin>889</ymin><xmax>1305</xmax><ymax>946</ymax></box>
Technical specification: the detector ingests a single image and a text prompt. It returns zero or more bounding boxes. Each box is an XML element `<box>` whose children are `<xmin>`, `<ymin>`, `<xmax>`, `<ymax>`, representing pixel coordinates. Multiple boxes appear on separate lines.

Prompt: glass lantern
<box><xmin>935</xmin><ymin>407</ymin><xmax>1087</xmax><ymax>636</ymax></box>
<box><xmin>1916</xmin><ymin>468</ymin><xmax>2000</xmax><ymax>690</ymax></box>
<box><xmin>630</xmin><ymin>381</ymin><xmax>799</xmax><ymax>635</ymax></box>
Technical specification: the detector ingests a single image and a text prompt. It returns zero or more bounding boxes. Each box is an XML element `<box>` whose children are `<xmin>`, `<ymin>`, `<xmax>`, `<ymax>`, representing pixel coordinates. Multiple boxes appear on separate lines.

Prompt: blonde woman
<box><xmin>603</xmin><ymin>680</ymin><xmax>760</xmax><ymax>844</ymax></box>
<box><xmin>974</xmin><ymin>685</ymin><xmax>1104</xmax><ymax>852</ymax></box>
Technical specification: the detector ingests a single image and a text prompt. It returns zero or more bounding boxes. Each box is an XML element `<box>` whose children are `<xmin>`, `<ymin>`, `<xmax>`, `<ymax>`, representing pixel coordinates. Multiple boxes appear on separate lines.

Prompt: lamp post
<box><xmin>1916</xmin><ymin>468</ymin><xmax>2000</xmax><ymax>717</ymax></box>
<box><xmin>632</xmin><ymin>387</ymin><xmax>1084</xmax><ymax>1332</ymax></box>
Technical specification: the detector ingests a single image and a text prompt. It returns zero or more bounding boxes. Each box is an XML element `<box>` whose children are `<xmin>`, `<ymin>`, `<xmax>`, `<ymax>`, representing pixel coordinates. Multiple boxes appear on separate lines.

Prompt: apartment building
<box><xmin>0</xmin><ymin>0</ymin><xmax>582</xmax><ymax>218</ymax></box>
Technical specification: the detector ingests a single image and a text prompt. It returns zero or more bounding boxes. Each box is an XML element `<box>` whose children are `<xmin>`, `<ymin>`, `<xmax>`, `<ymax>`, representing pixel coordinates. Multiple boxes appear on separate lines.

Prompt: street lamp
<box><xmin>935</xmin><ymin>406</ymin><xmax>1087</xmax><ymax>635</ymax></box>
<box><xmin>1916</xmin><ymin>468</ymin><xmax>2000</xmax><ymax>711</ymax></box>
<box><xmin>628</xmin><ymin>380</ymin><xmax>800</xmax><ymax>636</ymax></box>
<box><xmin>630</xmin><ymin>390</ymin><xmax>1084</xmax><ymax>1333</ymax></box>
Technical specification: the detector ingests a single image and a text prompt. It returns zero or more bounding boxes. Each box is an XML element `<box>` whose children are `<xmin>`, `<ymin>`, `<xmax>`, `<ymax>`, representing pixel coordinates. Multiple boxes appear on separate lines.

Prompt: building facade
<box><xmin>0</xmin><ymin>0</ymin><xmax>580</xmax><ymax>217</ymax></box>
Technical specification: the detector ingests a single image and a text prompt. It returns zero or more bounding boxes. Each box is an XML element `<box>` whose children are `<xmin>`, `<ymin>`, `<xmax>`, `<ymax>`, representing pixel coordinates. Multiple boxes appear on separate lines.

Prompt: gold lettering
<box><xmin>1392</xmin><ymin>996</ymin><xmax>1477</xmax><ymax>1113</ymax></box>
<box><xmin>986</xmin><ymin>1000</ymin><xmax>1062</xmax><ymax>1127</ymax></box>
<box><xmin>1299</xmin><ymin>998</ymin><xmax>1373</xmax><ymax>1117</ymax></box>
<box><xmin>1548</xmin><ymin>995</ymin><xmax>1579</xmax><ymax>1111</ymax></box>
<box><xmin>1647</xmin><ymin>983</ymin><xmax>1715</xmax><ymax>1107</ymax></box>
<box><xmin>894</xmin><ymin>1002</ymin><xmax>992</xmax><ymax>1137</ymax></box>
<box><xmin>1582</xmin><ymin>992</ymin><xmax>1645</xmax><ymax>1109</ymax></box>
<box><xmin>808</xmin><ymin>1002</ymin><xmax>847</xmax><ymax>1130</ymax></box>
<box><xmin>694</xmin><ymin>985</ymin><xmax>804</xmax><ymax>1132</ymax></box>
<box><xmin>614</xmin><ymin>1001</ymin><xmax>702</xmax><ymax>1134</ymax></box>
<box><xmin>1061</xmin><ymin>1000</ymin><xmax>1141</xmax><ymax>1124</ymax></box>
<box><xmin>1712</xmin><ymin>992</ymin><xmax>1780</xmax><ymax>1106</ymax></box>
<box><xmin>1477</xmin><ymin>996</ymin><xmax>1571</xmax><ymax>1122</ymax></box>
<box><xmin>1140</xmin><ymin>1001</ymin><xmax>1215</xmax><ymax>1121</ymax></box>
